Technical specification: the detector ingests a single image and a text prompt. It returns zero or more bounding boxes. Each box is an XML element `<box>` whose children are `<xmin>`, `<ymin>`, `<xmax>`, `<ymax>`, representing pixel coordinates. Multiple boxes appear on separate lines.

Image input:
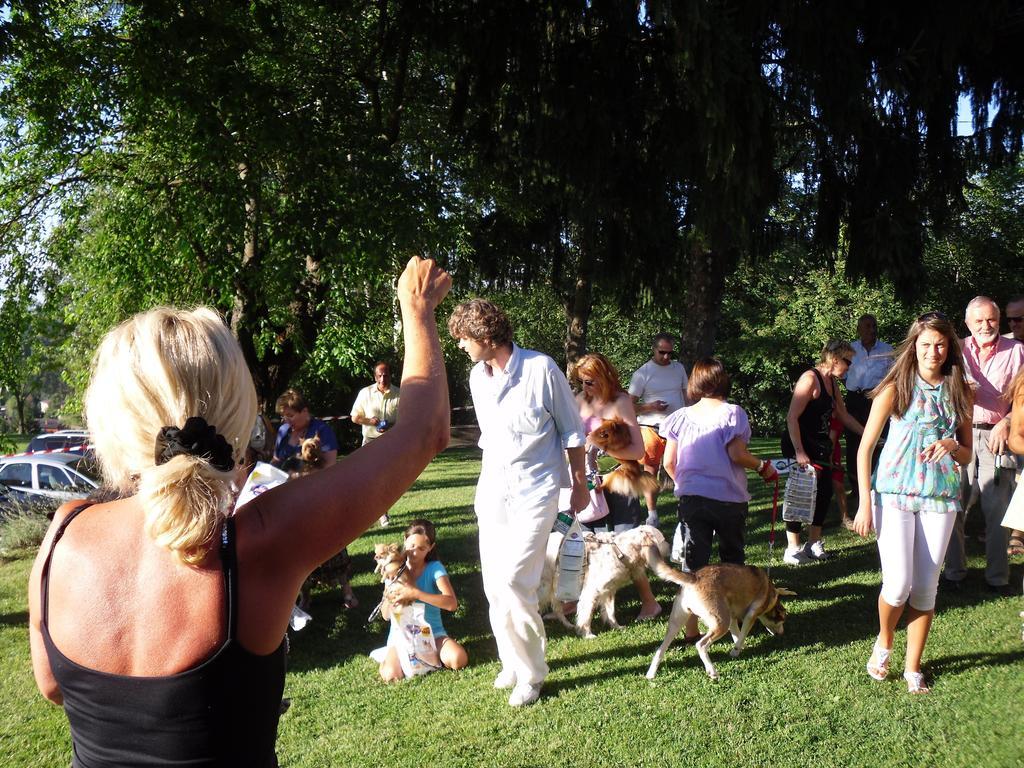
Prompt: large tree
<box><xmin>3</xmin><ymin>0</ymin><xmax>1023</xmax><ymax>409</ymax></box>
<box><xmin>0</xmin><ymin>1</ymin><xmax>462</xmax><ymax>409</ymax></box>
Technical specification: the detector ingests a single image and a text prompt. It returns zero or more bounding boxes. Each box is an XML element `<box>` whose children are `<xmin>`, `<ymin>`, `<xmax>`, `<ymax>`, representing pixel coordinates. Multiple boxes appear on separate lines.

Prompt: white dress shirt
<box><xmin>471</xmin><ymin>343</ymin><xmax>586</xmax><ymax>495</ymax></box>
<box><xmin>846</xmin><ymin>339</ymin><xmax>895</xmax><ymax>392</ymax></box>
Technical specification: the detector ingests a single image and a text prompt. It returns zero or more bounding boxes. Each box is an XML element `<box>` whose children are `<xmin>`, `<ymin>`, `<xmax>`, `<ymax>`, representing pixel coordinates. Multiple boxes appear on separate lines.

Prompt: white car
<box><xmin>0</xmin><ymin>453</ymin><xmax>100</xmax><ymax>502</ymax></box>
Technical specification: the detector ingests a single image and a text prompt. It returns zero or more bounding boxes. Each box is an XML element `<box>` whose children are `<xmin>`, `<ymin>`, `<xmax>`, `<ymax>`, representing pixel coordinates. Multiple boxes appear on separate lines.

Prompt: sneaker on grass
<box><xmin>508</xmin><ymin>682</ymin><xmax>542</xmax><ymax>707</ymax></box>
<box><xmin>808</xmin><ymin>540</ymin><xmax>830</xmax><ymax>560</ymax></box>
<box><xmin>493</xmin><ymin>668</ymin><xmax>517</xmax><ymax>690</ymax></box>
<box><xmin>783</xmin><ymin>546</ymin><xmax>812</xmax><ymax>566</ymax></box>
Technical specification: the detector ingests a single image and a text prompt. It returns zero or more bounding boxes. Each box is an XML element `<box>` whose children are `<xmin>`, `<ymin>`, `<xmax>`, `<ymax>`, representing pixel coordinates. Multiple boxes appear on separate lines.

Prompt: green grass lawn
<box><xmin>2</xmin><ymin>439</ymin><xmax>1023</xmax><ymax>767</ymax></box>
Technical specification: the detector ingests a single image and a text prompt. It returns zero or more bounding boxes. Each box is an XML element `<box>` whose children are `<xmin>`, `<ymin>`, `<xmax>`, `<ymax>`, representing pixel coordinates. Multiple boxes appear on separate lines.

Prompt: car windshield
<box><xmin>67</xmin><ymin>458</ymin><xmax>101</xmax><ymax>483</ymax></box>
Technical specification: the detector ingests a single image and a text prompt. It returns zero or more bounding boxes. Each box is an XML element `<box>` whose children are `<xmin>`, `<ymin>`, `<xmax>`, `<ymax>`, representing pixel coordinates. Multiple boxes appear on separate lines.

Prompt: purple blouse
<box><xmin>662</xmin><ymin>402</ymin><xmax>752</xmax><ymax>503</ymax></box>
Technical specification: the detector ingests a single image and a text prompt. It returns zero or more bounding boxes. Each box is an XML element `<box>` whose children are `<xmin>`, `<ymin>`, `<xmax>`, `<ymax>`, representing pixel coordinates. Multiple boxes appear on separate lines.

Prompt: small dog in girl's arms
<box><xmin>373</xmin><ymin>542</ymin><xmax>413</xmax><ymax>605</ymax></box>
<box><xmin>586</xmin><ymin>418</ymin><xmax>660</xmax><ymax>498</ymax></box>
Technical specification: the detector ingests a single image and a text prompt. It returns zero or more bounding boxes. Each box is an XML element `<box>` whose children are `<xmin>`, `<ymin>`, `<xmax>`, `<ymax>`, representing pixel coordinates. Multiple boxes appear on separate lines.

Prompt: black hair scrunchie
<box><xmin>155</xmin><ymin>416</ymin><xmax>235</xmax><ymax>472</ymax></box>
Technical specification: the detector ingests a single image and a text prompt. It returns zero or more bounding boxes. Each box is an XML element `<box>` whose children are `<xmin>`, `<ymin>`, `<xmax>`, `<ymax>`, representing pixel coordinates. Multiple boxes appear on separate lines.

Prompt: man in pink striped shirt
<box><xmin>942</xmin><ymin>296</ymin><xmax>1024</xmax><ymax>594</ymax></box>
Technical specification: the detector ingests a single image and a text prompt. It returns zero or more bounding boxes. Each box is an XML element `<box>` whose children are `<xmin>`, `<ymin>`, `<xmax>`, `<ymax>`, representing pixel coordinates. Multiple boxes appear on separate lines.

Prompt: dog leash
<box><xmin>366</xmin><ymin>561</ymin><xmax>409</xmax><ymax>625</ymax></box>
<box><xmin>767</xmin><ymin>475</ymin><xmax>780</xmax><ymax>578</ymax></box>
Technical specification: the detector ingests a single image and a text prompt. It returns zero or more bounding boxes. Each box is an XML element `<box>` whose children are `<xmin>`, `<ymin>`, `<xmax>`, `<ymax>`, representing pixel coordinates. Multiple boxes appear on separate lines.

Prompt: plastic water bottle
<box><xmin>555</xmin><ymin>530</ymin><xmax>585</xmax><ymax>601</ymax></box>
<box><xmin>782</xmin><ymin>464</ymin><xmax>817</xmax><ymax>524</ymax></box>
<box><xmin>552</xmin><ymin>510</ymin><xmax>574</xmax><ymax>535</ymax></box>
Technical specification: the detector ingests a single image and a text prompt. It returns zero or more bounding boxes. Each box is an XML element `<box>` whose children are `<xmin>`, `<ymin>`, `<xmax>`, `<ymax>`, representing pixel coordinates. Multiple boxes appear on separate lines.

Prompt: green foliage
<box><xmin>0</xmin><ymin>505</ymin><xmax>50</xmax><ymax>557</ymax></box>
<box><xmin>717</xmin><ymin>252</ymin><xmax>914</xmax><ymax>433</ymax></box>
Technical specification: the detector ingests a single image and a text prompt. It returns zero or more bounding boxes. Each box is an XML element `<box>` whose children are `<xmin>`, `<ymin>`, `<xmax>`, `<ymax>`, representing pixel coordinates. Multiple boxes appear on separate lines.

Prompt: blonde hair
<box><xmin>85</xmin><ymin>307</ymin><xmax>257</xmax><ymax>564</ymax></box>
<box><xmin>819</xmin><ymin>339</ymin><xmax>855</xmax><ymax>365</ymax></box>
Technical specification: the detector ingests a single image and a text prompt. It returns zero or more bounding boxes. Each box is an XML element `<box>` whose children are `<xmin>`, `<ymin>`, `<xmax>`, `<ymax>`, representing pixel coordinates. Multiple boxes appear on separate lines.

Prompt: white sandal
<box><xmin>866</xmin><ymin>642</ymin><xmax>891</xmax><ymax>681</ymax></box>
<box><xmin>904</xmin><ymin>670</ymin><xmax>930</xmax><ymax>694</ymax></box>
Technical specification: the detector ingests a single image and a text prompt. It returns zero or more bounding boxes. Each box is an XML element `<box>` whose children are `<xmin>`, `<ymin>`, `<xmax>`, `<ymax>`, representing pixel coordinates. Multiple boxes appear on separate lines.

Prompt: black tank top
<box><xmin>796</xmin><ymin>367</ymin><xmax>835</xmax><ymax>463</ymax></box>
<box><xmin>41</xmin><ymin>506</ymin><xmax>286</xmax><ymax>768</ymax></box>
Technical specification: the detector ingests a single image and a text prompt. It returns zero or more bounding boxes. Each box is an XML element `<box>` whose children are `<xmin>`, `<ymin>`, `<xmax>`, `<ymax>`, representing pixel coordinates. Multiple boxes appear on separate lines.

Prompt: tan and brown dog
<box><xmin>646</xmin><ymin>560</ymin><xmax>795</xmax><ymax>680</ymax></box>
<box><xmin>586</xmin><ymin>417</ymin><xmax>660</xmax><ymax>499</ymax></box>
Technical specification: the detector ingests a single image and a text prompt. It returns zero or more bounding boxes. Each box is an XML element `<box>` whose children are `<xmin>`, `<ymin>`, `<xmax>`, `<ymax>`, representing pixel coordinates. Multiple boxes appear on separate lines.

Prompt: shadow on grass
<box><xmin>925</xmin><ymin>648</ymin><xmax>1024</xmax><ymax>676</ymax></box>
<box><xmin>0</xmin><ymin>610</ymin><xmax>28</xmax><ymax>627</ymax></box>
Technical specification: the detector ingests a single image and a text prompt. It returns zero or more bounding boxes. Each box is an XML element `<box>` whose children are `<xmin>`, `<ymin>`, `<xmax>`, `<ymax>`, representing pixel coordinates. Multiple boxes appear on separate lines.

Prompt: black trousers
<box><xmin>677</xmin><ymin>495</ymin><xmax>747</xmax><ymax>572</ymax></box>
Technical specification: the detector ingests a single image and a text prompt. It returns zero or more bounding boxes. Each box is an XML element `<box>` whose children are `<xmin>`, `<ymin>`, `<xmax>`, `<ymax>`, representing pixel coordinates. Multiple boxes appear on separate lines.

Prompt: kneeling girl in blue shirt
<box><xmin>379</xmin><ymin>519</ymin><xmax>469</xmax><ymax>681</ymax></box>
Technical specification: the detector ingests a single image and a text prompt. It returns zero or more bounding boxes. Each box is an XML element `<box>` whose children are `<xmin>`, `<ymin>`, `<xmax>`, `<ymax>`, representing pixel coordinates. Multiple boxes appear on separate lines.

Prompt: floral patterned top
<box><xmin>873</xmin><ymin>377</ymin><xmax>961</xmax><ymax>513</ymax></box>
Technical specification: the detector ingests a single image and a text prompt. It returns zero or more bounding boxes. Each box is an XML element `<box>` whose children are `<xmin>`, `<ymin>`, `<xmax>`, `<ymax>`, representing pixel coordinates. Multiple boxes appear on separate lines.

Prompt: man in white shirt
<box><xmin>351</xmin><ymin>362</ymin><xmax>401</xmax><ymax>445</ymax></box>
<box><xmin>845</xmin><ymin>314</ymin><xmax>894</xmax><ymax>494</ymax></box>
<box><xmin>448</xmin><ymin>299</ymin><xmax>589</xmax><ymax>707</ymax></box>
<box><xmin>351</xmin><ymin>361</ymin><xmax>401</xmax><ymax>526</ymax></box>
<box><xmin>628</xmin><ymin>333</ymin><xmax>688</xmax><ymax>526</ymax></box>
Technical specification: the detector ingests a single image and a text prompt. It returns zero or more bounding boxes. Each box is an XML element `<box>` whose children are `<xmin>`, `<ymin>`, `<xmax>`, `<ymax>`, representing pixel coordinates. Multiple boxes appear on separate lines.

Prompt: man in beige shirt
<box><xmin>351</xmin><ymin>361</ymin><xmax>401</xmax><ymax>525</ymax></box>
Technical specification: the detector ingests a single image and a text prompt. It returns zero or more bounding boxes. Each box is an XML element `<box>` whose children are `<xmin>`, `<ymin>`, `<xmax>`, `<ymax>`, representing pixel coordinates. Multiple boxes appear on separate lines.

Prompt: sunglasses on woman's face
<box><xmin>581</xmin><ymin>379</ymin><xmax>596</xmax><ymax>386</ymax></box>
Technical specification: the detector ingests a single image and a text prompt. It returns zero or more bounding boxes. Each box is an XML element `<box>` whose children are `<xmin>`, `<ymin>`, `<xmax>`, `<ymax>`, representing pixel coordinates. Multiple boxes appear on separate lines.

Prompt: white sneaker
<box><xmin>493</xmin><ymin>668</ymin><xmax>517</xmax><ymax>690</ymax></box>
<box><xmin>808</xmin><ymin>540</ymin><xmax>830</xmax><ymax>560</ymax></box>
<box><xmin>508</xmin><ymin>682</ymin><xmax>543</xmax><ymax>707</ymax></box>
<box><xmin>783</xmin><ymin>546</ymin><xmax>812</xmax><ymax>566</ymax></box>
<box><xmin>379</xmin><ymin>514</ymin><xmax>391</xmax><ymax>528</ymax></box>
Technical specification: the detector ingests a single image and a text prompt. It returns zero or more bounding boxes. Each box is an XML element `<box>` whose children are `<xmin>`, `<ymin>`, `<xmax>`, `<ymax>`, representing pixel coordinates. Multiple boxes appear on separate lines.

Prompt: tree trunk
<box><xmin>563</xmin><ymin>256</ymin><xmax>593</xmax><ymax>372</ymax></box>
<box><xmin>14</xmin><ymin>392</ymin><xmax>29</xmax><ymax>433</ymax></box>
<box><xmin>677</xmin><ymin>241</ymin><xmax>730</xmax><ymax>369</ymax></box>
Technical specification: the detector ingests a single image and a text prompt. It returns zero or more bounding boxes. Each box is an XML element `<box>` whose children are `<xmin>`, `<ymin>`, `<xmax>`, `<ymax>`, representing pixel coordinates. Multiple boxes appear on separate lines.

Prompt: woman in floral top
<box><xmin>853</xmin><ymin>312</ymin><xmax>973</xmax><ymax>693</ymax></box>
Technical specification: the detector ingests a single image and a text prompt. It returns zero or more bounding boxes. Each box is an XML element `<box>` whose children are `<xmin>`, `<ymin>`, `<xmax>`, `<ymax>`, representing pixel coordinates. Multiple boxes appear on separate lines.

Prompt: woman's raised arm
<box><xmin>239</xmin><ymin>258</ymin><xmax>452</xmax><ymax>622</ymax></box>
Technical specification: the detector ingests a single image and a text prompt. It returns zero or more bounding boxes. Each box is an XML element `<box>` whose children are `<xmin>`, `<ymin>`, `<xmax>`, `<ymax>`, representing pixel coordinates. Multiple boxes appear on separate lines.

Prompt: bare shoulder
<box><xmin>794</xmin><ymin>369</ymin><xmax>818</xmax><ymax>393</ymax></box>
<box><xmin>612</xmin><ymin>392</ymin><xmax>639</xmax><ymax>422</ymax></box>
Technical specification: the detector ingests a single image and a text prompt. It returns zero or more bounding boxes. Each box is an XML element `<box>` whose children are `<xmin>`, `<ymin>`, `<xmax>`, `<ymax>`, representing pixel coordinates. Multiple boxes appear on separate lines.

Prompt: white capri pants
<box><xmin>873</xmin><ymin>493</ymin><xmax>957</xmax><ymax>612</ymax></box>
<box><xmin>476</xmin><ymin>470</ymin><xmax>560</xmax><ymax>687</ymax></box>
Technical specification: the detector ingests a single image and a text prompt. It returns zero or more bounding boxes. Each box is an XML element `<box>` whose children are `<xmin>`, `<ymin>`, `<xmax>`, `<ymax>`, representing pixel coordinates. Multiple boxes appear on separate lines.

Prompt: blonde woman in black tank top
<box><xmin>783</xmin><ymin>340</ymin><xmax>864</xmax><ymax>565</ymax></box>
<box><xmin>29</xmin><ymin>258</ymin><xmax>452</xmax><ymax>767</ymax></box>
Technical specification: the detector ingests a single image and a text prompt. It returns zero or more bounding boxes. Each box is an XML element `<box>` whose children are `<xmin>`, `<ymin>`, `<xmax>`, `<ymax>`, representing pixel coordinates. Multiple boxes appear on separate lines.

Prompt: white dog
<box><xmin>541</xmin><ymin>525</ymin><xmax>668</xmax><ymax>638</ymax></box>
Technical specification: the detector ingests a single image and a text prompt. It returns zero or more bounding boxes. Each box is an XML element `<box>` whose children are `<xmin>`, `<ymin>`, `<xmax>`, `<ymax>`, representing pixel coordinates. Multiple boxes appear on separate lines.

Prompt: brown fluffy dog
<box><xmin>373</xmin><ymin>542</ymin><xmax>414</xmax><ymax>607</ymax></box>
<box><xmin>645</xmin><ymin>561</ymin><xmax>795</xmax><ymax>680</ymax></box>
<box><xmin>541</xmin><ymin>525</ymin><xmax>668</xmax><ymax>638</ymax></box>
<box><xmin>587</xmin><ymin>418</ymin><xmax>660</xmax><ymax>498</ymax></box>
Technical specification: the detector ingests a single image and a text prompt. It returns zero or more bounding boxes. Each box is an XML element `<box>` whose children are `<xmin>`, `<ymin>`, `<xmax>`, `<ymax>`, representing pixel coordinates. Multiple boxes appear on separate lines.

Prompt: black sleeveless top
<box><xmin>41</xmin><ymin>507</ymin><xmax>286</xmax><ymax>768</ymax></box>
<box><xmin>795</xmin><ymin>367</ymin><xmax>835</xmax><ymax>463</ymax></box>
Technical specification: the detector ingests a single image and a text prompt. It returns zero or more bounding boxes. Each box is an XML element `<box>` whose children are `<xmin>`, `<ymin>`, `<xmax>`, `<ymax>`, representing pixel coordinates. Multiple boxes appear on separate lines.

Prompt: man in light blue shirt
<box><xmin>845</xmin><ymin>314</ymin><xmax>894</xmax><ymax>494</ymax></box>
<box><xmin>448</xmin><ymin>299</ymin><xmax>589</xmax><ymax>707</ymax></box>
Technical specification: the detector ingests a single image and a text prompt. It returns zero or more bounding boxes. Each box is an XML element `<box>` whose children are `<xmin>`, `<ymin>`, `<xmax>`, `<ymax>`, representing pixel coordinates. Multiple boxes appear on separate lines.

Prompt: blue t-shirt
<box><xmin>274</xmin><ymin>418</ymin><xmax>339</xmax><ymax>463</ymax></box>
<box><xmin>388</xmin><ymin>560</ymin><xmax>450</xmax><ymax>641</ymax></box>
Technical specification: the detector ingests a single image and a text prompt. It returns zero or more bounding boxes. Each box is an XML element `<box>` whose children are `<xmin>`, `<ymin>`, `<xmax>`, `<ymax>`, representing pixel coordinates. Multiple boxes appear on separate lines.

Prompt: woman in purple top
<box><xmin>662</xmin><ymin>358</ymin><xmax>778</xmax><ymax>640</ymax></box>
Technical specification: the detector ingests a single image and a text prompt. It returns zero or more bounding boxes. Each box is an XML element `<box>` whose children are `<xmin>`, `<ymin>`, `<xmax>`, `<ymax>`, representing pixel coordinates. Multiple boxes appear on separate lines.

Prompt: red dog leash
<box><xmin>767</xmin><ymin>475</ymin><xmax>780</xmax><ymax>577</ymax></box>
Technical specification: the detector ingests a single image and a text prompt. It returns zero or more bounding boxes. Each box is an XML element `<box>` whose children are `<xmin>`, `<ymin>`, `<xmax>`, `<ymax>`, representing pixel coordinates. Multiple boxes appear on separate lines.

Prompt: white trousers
<box><xmin>476</xmin><ymin>470</ymin><xmax>560</xmax><ymax>686</ymax></box>
<box><xmin>874</xmin><ymin>494</ymin><xmax>956</xmax><ymax>612</ymax></box>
